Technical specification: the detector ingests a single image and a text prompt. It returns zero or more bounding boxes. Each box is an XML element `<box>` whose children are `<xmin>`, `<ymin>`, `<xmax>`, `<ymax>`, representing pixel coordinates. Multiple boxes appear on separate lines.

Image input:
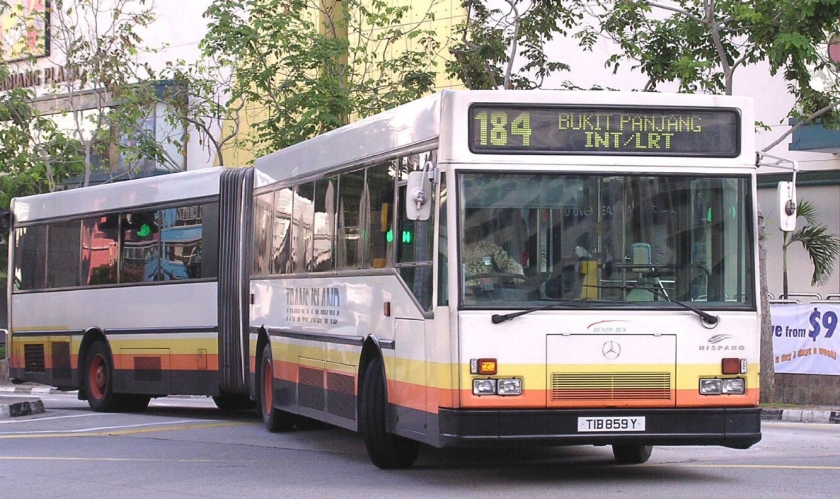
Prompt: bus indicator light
<box><xmin>471</xmin><ymin>358</ymin><xmax>497</xmax><ymax>375</ymax></box>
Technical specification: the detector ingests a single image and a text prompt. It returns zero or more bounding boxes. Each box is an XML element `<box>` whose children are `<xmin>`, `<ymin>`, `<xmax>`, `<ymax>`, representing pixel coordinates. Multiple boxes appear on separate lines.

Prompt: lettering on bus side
<box><xmin>284</xmin><ymin>287</ymin><xmax>341</xmax><ymax>324</ymax></box>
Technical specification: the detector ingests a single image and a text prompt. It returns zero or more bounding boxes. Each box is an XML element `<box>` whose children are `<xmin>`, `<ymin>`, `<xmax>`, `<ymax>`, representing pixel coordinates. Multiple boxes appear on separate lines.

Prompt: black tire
<box><xmin>259</xmin><ymin>344</ymin><xmax>295</xmax><ymax>432</ymax></box>
<box><xmin>359</xmin><ymin>357</ymin><xmax>420</xmax><ymax>469</ymax></box>
<box><xmin>213</xmin><ymin>392</ymin><xmax>256</xmax><ymax>411</ymax></box>
<box><xmin>612</xmin><ymin>444</ymin><xmax>653</xmax><ymax>464</ymax></box>
<box><xmin>84</xmin><ymin>341</ymin><xmax>120</xmax><ymax>412</ymax></box>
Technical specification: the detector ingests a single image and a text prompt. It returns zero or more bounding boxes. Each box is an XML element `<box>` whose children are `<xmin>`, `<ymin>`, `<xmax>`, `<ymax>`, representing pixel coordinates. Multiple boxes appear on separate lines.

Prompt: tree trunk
<box><xmin>758</xmin><ymin>208</ymin><xmax>775</xmax><ymax>403</ymax></box>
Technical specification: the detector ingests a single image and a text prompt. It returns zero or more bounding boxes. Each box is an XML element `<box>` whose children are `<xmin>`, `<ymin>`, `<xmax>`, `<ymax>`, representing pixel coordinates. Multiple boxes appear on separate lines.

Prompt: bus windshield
<box><xmin>459</xmin><ymin>172</ymin><xmax>754</xmax><ymax>309</ymax></box>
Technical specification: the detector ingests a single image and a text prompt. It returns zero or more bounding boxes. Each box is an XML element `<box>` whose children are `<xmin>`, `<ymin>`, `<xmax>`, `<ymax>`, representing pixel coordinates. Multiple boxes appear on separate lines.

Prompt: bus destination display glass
<box><xmin>469</xmin><ymin>105</ymin><xmax>740</xmax><ymax>157</ymax></box>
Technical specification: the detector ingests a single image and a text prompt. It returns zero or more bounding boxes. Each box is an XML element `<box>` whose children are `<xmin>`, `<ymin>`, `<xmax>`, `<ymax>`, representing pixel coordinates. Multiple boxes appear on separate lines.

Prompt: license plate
<box><xmin>577</xmin><ymin>416</ymin><xmax>646</xmax><ymax>432</ymax></box>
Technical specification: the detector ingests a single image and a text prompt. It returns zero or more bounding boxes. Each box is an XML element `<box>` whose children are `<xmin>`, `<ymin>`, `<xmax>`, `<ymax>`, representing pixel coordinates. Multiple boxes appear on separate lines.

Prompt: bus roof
<box><xmin>11</xmin><ymin>167</ymin><xmax>225</xmax><ymax>224</ymax></box>
<box><xmin>254</xmin><ymin>91</ymin><xmax>444</xmax><ymax>188</ymax></box>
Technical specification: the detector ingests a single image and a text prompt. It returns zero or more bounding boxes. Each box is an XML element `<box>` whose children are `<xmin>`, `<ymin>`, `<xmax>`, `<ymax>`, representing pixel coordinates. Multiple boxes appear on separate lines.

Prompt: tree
<box><xmin>447</xmin><ymin>0</ymin><xmax>589</xmax><ymax>90</ymax></box>
<box><xmin>46</xmin><ymin>0</ymin><xmax>184</xmax><ymax>185</ymax></box>
<box><xmin>781</xmin><ymin>200</ymin><xmax>840</xmax><ymax>298</ymax></box>
<box><xmin>200</xmin><ymin>0</ymin><xmax>442</xmax><ymax>159</ymax></box>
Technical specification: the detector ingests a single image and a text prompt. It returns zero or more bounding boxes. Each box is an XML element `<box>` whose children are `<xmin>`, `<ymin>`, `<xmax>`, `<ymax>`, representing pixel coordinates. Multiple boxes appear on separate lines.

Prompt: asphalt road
<box><xmin>1</xmin><ymin>393</ymin><xmax>839</xmax><ymax>499</ymax></box>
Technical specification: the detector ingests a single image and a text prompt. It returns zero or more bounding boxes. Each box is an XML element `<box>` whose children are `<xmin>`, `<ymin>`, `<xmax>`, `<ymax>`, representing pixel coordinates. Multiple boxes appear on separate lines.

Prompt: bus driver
<box><xmin>463</xmin><ymin>221</ymin><xmax>524</xmax><ymax>286</ymax></box>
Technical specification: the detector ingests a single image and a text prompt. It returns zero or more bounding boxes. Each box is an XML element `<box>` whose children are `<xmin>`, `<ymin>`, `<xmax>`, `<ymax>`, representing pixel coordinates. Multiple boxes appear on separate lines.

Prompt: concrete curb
<box><xmin>761</xmin><ymin>408</ymin><xmax>840</xmax><ymax>424</ymax></box>
<box><xmin>0</xmin><ymin>396</ymin><xmax>45</xmax><ymax>419</ymax></box>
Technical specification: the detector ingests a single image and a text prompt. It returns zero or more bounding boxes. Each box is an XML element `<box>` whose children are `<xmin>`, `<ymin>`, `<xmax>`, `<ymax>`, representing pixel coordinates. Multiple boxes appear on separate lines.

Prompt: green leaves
<box><xmin>201</xmin><ymin>0</ymin><xmax>439</xmax><ymax>157</ymax></box>
<box><xmin>782</xmin><ymin>200</ymin><xmax>840</xmax><ymax>286</ymax></box>
<box><xmin>447</xmin><ymin>0</ymin><xmax>586</xmax><ymax>90</ymax></box>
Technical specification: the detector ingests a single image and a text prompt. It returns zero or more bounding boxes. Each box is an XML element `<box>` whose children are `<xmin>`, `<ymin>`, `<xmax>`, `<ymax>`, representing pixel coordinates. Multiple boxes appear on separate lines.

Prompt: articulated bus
<box><xmin>7</xmin><ymin>90</ymin><xmax>763</xmax><ymax>468</ymax></box>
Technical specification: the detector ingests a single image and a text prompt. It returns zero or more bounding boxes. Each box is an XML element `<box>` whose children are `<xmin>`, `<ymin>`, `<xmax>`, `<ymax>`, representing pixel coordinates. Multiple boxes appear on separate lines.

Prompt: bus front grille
<box><xmin>551</xmin><ymin>372</ymin><xmax>672</xmax><ymax>400</ymax></box>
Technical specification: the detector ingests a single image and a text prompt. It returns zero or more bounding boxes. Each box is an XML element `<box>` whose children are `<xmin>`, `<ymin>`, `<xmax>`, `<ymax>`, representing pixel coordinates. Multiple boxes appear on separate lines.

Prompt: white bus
<box><xmin>6</xmin><ymin>89</ymin><xmax>764</xmax><ymax>469</ymax></box>
<box><xmin>250</xmin><ymin>90</ymin><xmax>762</xmax><ymax>468</ymax></box>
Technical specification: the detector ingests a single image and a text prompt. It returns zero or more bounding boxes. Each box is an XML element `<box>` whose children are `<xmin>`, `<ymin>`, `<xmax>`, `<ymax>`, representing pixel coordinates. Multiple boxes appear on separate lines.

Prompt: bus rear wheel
<box><xmin>360</xmin><ymin>357</ymin><xmax>420</xmax><ymax>469</ymax></box>
<box><xmin>612</xmin><ymin>444</ymin><xmax>653</xmax><ymax>464</ymax></box>
<box><xmin>84</xmin><ymin>341</ymin><xmax>120</xmax><ymax>412</ymax></box>
<box><xmin>260</xmin><ymin>344</ymin><xmax>294</xmax><ymax>432</ymax></box>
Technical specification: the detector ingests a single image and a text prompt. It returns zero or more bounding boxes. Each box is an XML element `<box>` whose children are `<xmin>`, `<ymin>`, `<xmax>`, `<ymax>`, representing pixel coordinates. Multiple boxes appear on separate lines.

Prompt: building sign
<box><xmin>1</xmin><ymin>0</ymin><xmax>50</xmax><ymax>62</ymax></box>
<box><xmin>0</xmin><ymin>64</ymin><xmax>77</xmax><ymax>91</ymax></box>
<box><xmin>469</xmin><ymin>104</ymin><xmax>741</xmax><ymax>157</ymax></box>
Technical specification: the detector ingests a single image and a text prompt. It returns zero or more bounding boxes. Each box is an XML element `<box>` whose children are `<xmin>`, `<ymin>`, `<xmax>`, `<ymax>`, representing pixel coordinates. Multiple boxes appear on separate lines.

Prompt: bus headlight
<box><xmin>722</xmin><ymin>378</ymin><xmax>745</xmax><ymax>394</ymax></box>
<box><xmin>699</xmin><ymin>378</ymin><xmax>745</xmax><ymax>395</ymax></box>
<box><xmin>699</xmin><ymin>378</ymin><xmax>722</xmax><ymax>395</ymax></box>
<box><xmin>497</xmin><ymin>378</ymin><xmax>522</xmax><ymax>396</ymax></box>
<box><xmin>472</xmin><ymin>378</ymin><xmax>522</xmax><ymax>396</ymax></box>
<box><xmin>473</xmin><ymin>379</ymin><xmax>497</xmax><ymax>395</ymax></box>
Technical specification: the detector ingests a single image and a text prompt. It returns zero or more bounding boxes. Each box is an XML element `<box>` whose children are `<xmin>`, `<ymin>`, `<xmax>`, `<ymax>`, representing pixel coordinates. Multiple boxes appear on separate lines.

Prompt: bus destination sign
<box><xmin>468</xmin><ymin>105</ymin><xmax>740</xmax><ymax>157</ymax></box>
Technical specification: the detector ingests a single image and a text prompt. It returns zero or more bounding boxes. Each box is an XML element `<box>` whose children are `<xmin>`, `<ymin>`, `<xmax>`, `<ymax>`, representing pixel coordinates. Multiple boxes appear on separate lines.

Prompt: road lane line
<box><xmin>0</xmin><ymin>413</ymin><xmax>105</xmax><ymax>424</ymax></box>
<box><xmin>0</xmin><ymin>456</ymin><xmax>260</xmax><ymax>463</ymax></box>
<box><xmin>658</xmin><ymin>463</ymin><xmax>840</xmax><ymax>471</ymax></box>
<box><xmin>0</xmin><ymin>420</ymin><xmax>256</xmax><ymax>438</ymax></box>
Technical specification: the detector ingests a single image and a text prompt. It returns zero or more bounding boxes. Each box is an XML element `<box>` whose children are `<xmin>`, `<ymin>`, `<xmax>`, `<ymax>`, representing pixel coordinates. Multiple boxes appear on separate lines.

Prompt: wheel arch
<box><xmin>76</xmin><ymin>328</ymin><xmax>110</xmax><ymax>400</ymax></box>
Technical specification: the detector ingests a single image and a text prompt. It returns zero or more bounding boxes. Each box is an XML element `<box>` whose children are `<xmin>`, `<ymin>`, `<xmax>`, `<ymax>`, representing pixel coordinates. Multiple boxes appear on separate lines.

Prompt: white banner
<box><xmin>771</xmin><ymin>303</ymin><xmax>840</xmax><ymax>375</ymax></box>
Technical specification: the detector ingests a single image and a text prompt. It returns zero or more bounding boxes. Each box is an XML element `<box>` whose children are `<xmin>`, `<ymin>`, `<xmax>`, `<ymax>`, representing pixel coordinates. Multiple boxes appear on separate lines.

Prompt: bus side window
<box><xmin>159</xmin><ymin>205</ymin><xmax>205</xmax><ymax>280</ymax></box>
<box><xmin>293</xmin><ymin>183</ymin><xmax>315</xmax><ymax>273</ymax></box>
<box><xmin>120</xmin><ymin>210</ymin><xmax>159</xmax><ymax>283</ymax></box>
<box><xmin>312</xmin><ymin>178</ymin><xmax>336</xmax><ymax>272</ymax></box>
<box><xmin>396</xmin><ymin>153</ymin><xmax>435</xmax><ymax>311</ymax></box>
<box><xmin>272</xmin><ymin>188</ymin><xmax>293</xmax><ymax>275</ymax></box>
<box><xmin>365</xmin><ymin>161</ymin><xmax>396</xmax><ymax>269</ymax></box>
<box><xmin>337</xmin><ymin>169</ymin><xmax>365</xmax><ymax>270</ymax></box>
<box><xmin>82</xmin><ymin>215</ymin><xmax>118</xmax><ymax>286</ymax></box>
<box><xmin>437</xmin><ymin>172</ymin><xmax>448</xmax><ymax>306</ymax></box>
<box><xmin>14</xmin><ymin>225</ymin><xmax>47</xmax><ymax>291</ymax></box>
<box><xmin>253</xmin><ymin>192</ymin><xmax>273</xmax><ymax>275</ymax></box>
<box><xmin>47</xmin><ymin>220</ymin><xmax>82</xmax><ymax>288</ymax></box>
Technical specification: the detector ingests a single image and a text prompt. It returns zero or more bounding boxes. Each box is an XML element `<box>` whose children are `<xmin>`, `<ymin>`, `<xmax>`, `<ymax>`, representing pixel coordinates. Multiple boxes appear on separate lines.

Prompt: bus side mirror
<box><xmin>778</xmin><ymin>181</ymin><xmax>797</xmax><ymax>232</ymax></box>
<box><xmin>406</xmin><ymin>170</ymin><xmax>432</xmax><ymax>221</ymax></box>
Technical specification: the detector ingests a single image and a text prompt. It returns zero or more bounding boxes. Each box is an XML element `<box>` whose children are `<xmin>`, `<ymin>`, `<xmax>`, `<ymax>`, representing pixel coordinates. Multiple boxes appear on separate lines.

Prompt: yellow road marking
<box><xmin>0</xmin><ymin>421</ymin><xmax>255</xmax><ymax>439</ymax></box>
<box><xmin>663</xmin><ymin>463</ymin><xmax>840</xmax><ymax>471</ymax></box>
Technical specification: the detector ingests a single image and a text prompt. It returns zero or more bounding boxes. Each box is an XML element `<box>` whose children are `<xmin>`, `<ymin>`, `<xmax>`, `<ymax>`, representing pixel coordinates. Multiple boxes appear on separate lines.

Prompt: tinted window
<box><xmin>337</xmin><ymin>170</ymin><xmax>365</xmax><ymax>270</ymax></box>
<box><xmin>82</xmin><ymin>215</ymin><xmax>119</xmax><ymax>286</ymax></box>
<box><xmin>14</xmin><ymin>225</ymin><xmax>47</xmax><ymax>290</ymax></box>
<box><xmin>47</xmin><ymin>221</ymin><xmax>81</xmax><ymax>288</ymax></box>
<box><xmin>312</xmin><ymin>178</ymin><xmax>336</xmax><ymax>272</ymax></box>
<box><xmin>120</xmin><ymin>210</ymin><xmax>158</xmax><ymax>283</ymax></box>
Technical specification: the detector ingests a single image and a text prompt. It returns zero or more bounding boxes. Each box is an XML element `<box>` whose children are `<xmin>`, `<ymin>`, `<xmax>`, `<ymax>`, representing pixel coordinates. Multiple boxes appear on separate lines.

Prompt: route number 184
<box><xmin>474</xmin><ymin>111</ymin><xmax>532</xmax><ymax>147</ymax></box>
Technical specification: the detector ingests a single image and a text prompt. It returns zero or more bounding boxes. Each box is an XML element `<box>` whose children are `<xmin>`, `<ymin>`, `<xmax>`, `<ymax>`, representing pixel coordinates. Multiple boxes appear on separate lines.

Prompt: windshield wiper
<box><xmin>491</xmin><ymin>298</ymin><xmax>606</xmax><ymax>324</ymax></box>
<box><xmin>620</xmin><ymin>282</ymin><xmax>720</xmax><ymax>327</ymax></box>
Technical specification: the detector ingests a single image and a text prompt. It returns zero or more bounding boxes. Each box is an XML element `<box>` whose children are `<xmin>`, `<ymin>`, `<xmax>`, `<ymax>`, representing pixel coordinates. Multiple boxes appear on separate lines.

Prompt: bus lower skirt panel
<box><xmin>435</xmin><ymin>407</ymin><xmax>761</xmax><ymax>450</ymax></box>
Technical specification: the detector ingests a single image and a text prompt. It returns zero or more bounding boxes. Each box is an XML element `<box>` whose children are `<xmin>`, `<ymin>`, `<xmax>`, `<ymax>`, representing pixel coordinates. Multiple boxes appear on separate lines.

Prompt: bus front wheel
<box><xmin>360</xmin><ymin>357</ymin><xmax>420</xmax><ymax>469</ymax></box>
<box><xmin>84</xmin><ymin>341</ymin><xmax>120</xmax><ymax>412</ymax></box>
<box><xmin>612</xmin><ymin>444</ymin><xmax>653</xmax><ymax>464</ymax></box>
<box><xmin>260</xmin><ymin>344</ymin><xmax>294</xmax><ymax>432</ymax></box>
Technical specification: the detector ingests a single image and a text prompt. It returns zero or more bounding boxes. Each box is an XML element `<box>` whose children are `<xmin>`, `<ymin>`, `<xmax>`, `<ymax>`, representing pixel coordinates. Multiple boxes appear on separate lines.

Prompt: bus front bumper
<box><xmin>437</xmin><ymin>407</ymin><xmax>761</xmax><ymax>449</ymax></box>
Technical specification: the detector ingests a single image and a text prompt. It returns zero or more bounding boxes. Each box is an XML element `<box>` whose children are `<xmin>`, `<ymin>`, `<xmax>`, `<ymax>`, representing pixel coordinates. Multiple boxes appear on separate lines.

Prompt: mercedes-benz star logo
<box><xmin>602</xmin><ymin>341</ymin><xmax>621</xmax><ymax>360</ymax></box>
